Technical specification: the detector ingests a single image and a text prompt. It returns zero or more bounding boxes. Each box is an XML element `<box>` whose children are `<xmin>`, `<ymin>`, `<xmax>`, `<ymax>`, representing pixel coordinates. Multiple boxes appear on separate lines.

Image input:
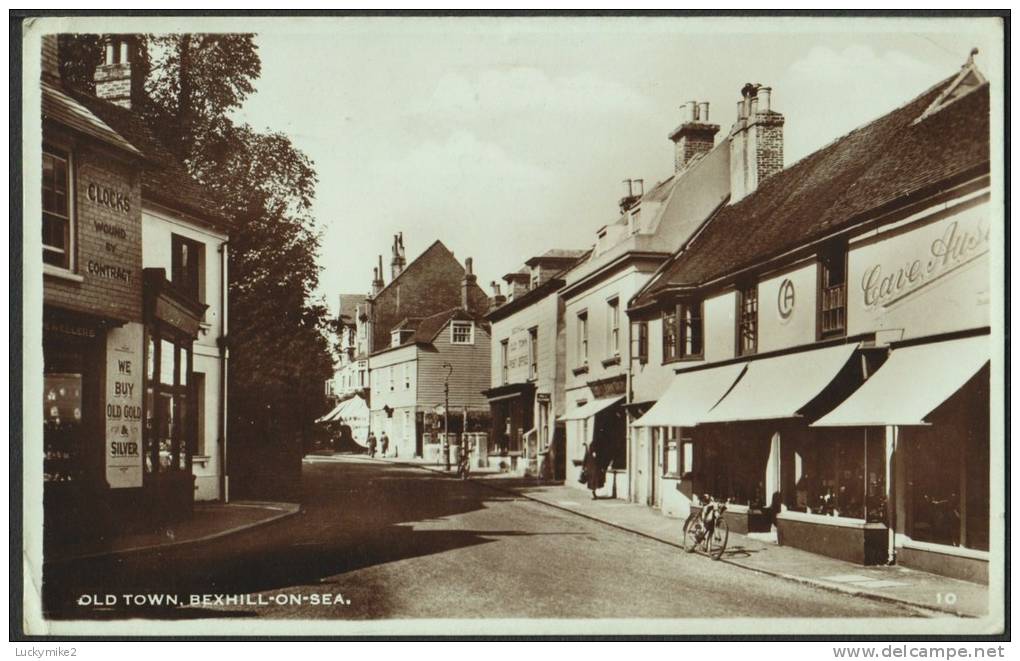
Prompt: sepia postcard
<box><xmin>15</xmin><ymin>13</ymin><xmax>1007</xmax><ymax>639</ymax></box>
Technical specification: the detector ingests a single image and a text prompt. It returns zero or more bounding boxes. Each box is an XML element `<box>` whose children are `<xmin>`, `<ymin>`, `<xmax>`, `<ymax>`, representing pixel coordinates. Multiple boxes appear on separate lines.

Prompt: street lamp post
<box><xmin>442</xmin><ymin>362</ymin><xmax>453</xmax><ymax>471</ymax></box>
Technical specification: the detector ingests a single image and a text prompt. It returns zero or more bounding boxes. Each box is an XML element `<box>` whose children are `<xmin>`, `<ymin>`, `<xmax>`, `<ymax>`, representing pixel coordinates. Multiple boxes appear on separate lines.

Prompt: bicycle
<box><xmin>456</xmin><ymin>448</ymin><xmax>471</xmax><ymax>480</ymax></box>
<box><xmin>681</xmin><ymin>495</ymin><xmax>729</xmax><ymax>560</ymax></box>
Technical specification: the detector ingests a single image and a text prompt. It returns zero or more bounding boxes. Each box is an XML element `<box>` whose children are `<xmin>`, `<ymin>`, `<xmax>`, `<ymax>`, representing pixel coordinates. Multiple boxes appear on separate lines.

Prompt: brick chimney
<box><xmin>94</xmin><ymin>35</ymin><xmax>136</xmax><ymax>108</ymax></box>
<box><xmin>390</xmin><ymin>232</ymin><xmax>406</xmax><ymax>280</ymax></box>
<box><xmin>668</xmin><ymin>100</ymin><xmax>720</xmax><ymax>173</ymax></box>
<box><xmin>41</xmin><ymin>34</ymin><xmax>60</xmax><ymax>82</ymax></box>
<box><xmin>371</xmin><ymin>255</ymin><xmax>384</xmax><ymax>296</ymax></box>
<box><xmin>729</xmin><ymin>83</ymin><xmax>784</xmax><ymax>204</ymax></box>
<box><xmin>489</xmin><ymin>281</ymin><xmax>507</xmax><ymax>310</ymax></box>
<box><xmin>461</xmin><ymin>257</ymin><xmax>477</xmax><ymax>311</ymax></box>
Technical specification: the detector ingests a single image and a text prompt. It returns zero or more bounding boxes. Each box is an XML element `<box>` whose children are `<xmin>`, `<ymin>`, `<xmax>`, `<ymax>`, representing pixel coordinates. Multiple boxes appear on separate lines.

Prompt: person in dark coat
<box><xmin>582</xmin><ymin>442</ymin><xmax>605</xmax><ymax>500</ymax></box>
<box><xmin>380</xmin><ymin>432</ymin><xmax>390</xmax><ymax>457</ymax></box>
<box><xmin>367</xmin><ymin>432</ymin><xmax>377</xmax><ymax>458</ymax></box>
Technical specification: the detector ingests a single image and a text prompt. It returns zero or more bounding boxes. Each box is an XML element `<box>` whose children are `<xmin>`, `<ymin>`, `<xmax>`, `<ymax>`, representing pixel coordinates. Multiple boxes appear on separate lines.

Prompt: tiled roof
<box><xmin>42</xmin><ymin>81</ymin><xmax>140</xmax><ymax>156</ymax></box>
<box><xmin>71</xmin><ymin>92</ymin><xmax>233</xmax><ymax>233</ymax></box>
<box><xmin>636</xmin><ymin>73</ymin><xmax>990</xmax><ymax>303</ymax></box>
<box><xmin>412</xmin><ymin>307</ymin><xmax>489</xmax><ymax>345</ymax></box>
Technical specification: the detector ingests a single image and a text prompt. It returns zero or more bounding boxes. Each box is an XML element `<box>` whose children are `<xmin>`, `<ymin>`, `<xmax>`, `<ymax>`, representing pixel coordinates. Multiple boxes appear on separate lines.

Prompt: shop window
<box><xmin>577</xmin><ymin>311</ymin><xmax>589</xmax><ymax>365</ymax></box>
<box><xmin>500</xmin><ymin>339</ymin><xmax>509</xmax><ymax>385</ymax></box>
<box><xmin>607</xmin><ymin>297</ymin><xmax>620</xmax><ymax>356</ymax></box>
<box><xmin>43</xmin><ymin>369</ymin><xmax>83</xmax><ymax>482</ymax></box>
<box><xmin>42</xmin><ymin>148</ymin><xmax>72</xmax><ymax>270</ymax></box>
<box><xmin>697</xmin><ymin>431</ymin><xmax>769</xmax><ymax>507</ymax></box>
<box><xmin>662</xmin><ymin>309</ymin><xmax>678</xmax><ymax>362</ymax></box>
<box><xmin>171</xmin><ymin>234</ymin><xmax>204</xmax><ymax>302</ymax></box>
<box><xmin>819</xmin><ymin>244</ymin><xmax>847</xmax><ymax>338</ymax></box>
<box><xmin>737</xmin><ymin>283</ymin><xmax>758</xmax><ymax>356</ymax></box>
<box><xmin>528</xmin><ymin>326</ymin><xmax>538</xmax><ymax>380</ymax></box>
<box><xmin>903</xmin><ymin>367</ymin><xmax>989</xmax><ymax>551</ymax></box>
<box><xmin>450</xmin><ymin>321</ymin><xmax>474</xmax><ymax>345</ymax></box>
<box><xmin>787</xmin><ymin>429</ymin><xmax>885</xmax><ymax>521</ymax></box>
<box><xmin>678</xmin><ymin>301</ymin><xmax>703</xmax><ymax>359</ymax></box>
<box><xmin>145</xmin><ymin>330</ymin><xmax>194</xmax><ymax>474</ymax></box>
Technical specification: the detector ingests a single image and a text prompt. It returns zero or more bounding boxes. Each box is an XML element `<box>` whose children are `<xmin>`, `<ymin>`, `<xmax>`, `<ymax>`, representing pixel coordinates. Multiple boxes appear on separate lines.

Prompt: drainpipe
<box><xmin>218</xmin><ymin>241</ymin><xmax>230</xmax><ymax>503</ymax></box>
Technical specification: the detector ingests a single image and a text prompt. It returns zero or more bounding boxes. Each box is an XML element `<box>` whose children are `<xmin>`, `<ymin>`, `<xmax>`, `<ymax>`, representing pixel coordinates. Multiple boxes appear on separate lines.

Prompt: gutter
<box><xmin>218</xmin><ymin>241</ymin><xmax>230</xmax><ymax>503</ymax></box>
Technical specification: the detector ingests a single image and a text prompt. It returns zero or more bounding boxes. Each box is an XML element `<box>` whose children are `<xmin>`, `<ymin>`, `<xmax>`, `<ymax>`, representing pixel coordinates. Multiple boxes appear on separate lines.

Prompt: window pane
<box><xmin>160</xmin><ymin>339</ymin><xmax>176</xmax><ymax>386</ymax></box>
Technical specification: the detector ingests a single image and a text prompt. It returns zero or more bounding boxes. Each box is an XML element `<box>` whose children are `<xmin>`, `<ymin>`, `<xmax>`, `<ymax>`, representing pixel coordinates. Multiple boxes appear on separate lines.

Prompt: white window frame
<box><xmin>42</xmin><ymin>146</ymin><xmax>75</xmax><ymax>273</ymax></box>
<box><xmin>607</xmin><ymin>297</ymin><xmax>620</xmax><ymax>356</ymax></box>
<box><xmin>450</xmin><ymin>321</ymin><xmax>474</xmax><ymax>345</ymax></box>
<box><xmin>577</xmin><ymin>310</ymin><xmax>589</xmax><ymax>365</ymax></box>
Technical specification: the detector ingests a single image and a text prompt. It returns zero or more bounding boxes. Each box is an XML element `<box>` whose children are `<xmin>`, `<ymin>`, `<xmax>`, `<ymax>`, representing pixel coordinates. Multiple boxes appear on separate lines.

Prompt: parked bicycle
<box><xmin>682</xmin><ymin>494</ymin><xmax>729</xmax><ymax>560</ymax></box>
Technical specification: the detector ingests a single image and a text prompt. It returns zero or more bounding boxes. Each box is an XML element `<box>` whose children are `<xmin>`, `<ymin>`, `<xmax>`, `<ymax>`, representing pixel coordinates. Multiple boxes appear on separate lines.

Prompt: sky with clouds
<box><xmin>227</xmin><ymin>16</ymin><xmax>1001</xmax><ymax>312</ymax></box>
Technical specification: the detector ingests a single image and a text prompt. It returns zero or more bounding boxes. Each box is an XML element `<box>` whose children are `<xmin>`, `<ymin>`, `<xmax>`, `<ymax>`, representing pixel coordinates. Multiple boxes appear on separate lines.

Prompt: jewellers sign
<box><xmin>847</xmin><ymin>202</ymin><xmax>991</xmax><ymax>339</ymax></box>
<box><xmin>105</xmin><ymin>323</ymin><xmax>144</xmax><ymax>488</ymax></box>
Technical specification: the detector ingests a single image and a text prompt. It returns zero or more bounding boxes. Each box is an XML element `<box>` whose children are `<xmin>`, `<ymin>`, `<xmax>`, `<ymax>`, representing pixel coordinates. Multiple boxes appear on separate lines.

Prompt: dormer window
<box><xmin>451</xmin><ymin>321</ymin><xmax>474</xmax><ymax>345</ymax></box>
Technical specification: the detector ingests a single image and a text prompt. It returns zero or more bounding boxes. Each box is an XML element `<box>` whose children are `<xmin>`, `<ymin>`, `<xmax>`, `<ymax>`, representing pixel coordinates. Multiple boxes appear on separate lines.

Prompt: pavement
<box><xmin>44</xmin><ymin>500</ymin><xmax>300</xmax><ymax>564</ymax></box>
<box><xmin>370</xmin><ymin>454</ymin><xmax>989</xmax><ymax>619</ymax></box>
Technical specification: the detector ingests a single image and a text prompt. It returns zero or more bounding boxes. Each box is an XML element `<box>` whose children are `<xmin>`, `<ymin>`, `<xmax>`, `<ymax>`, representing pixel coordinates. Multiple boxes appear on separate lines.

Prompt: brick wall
<box><xmin>369</xmin><ymin>242</ymin><xmax>489</xmax><ymax>352</ymax></box>
<box><xmin>94</xmin><ymin>64</ymin><xmax>132</xmax><ymax>108</ymax></box>
<box><xmin>44</xmin><ymin>140</ymin><xmax>143</xmax><ymax>323</ymax></box>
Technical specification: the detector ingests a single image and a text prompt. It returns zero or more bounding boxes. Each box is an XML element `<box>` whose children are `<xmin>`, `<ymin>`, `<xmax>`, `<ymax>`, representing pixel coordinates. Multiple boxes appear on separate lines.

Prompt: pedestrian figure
<box><xmin>581</xmin><ymin>442</ymin><xmax>605</xmax><ymax>500</ymax></box>
<box><xmin>367</xmin><ymin>432</ymin><xmax>377</xmax><ymax>458</ymax></box>
<box><xmin>380</xmin><ymin>432</ymin><xmax>390</xmax><ymax>457</ymax></box>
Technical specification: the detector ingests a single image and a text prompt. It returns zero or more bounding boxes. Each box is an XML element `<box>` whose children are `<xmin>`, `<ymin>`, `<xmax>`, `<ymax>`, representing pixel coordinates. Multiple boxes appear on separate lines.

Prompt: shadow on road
<box><xmin>42</xmin><ymin>460</ymin><xmax>576</xmax><ymax>619</ymax></box>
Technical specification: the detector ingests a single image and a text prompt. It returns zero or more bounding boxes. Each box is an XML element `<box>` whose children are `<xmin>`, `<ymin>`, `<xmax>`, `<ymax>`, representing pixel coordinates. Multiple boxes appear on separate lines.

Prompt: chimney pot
<box><xmin>750</xmin><ymin>96</ymin><xmax>759</xmax><ymax>116</ymax></box>
<box><xmin>699</xmin><ymin>102</ymin><xmax>710</xmax><ymax>122</ymax></box>
<box><xmin>758</xmin><ymin>87</ymin><xmax>771</xmax><ymax>113</ymax></box>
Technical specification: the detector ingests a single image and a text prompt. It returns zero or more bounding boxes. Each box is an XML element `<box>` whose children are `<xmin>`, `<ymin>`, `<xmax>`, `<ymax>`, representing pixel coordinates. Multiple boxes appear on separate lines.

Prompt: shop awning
<box><xmin>699</xmin><ymin>343</ymin><xmax>859</xmax><ymax>424</ymax></box>
<box><xmin>812</xmin><ymin>335</ymin><xmax>989</xmax><ymax>427</ymax></box>
<box><xmin>316</xmin><ymin>402</ymin><xmax>345</xmax><ymax>424</ymax></box>
<box><xmin>632</xmin><ymin>363</ymin><xmax>747</xmax><ymax>428</ymax></box>
<box><xmin>559</xmin><ymin>395</ymin><xmax>624</xmax><ymax>421</ymax></box>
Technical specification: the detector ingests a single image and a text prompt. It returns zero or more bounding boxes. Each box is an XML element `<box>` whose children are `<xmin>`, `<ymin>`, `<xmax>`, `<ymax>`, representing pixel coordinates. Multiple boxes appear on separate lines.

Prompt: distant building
<box><xmin>359</xmin><ymin>234</ymin><xmax>490</xmax><ymax>359</ymax></box>
<box><xmin>369</xmin><ymin>258</ymin><xmax>492</xmax><ymax>459</ymax></box>
<box><xmin>484</xmin><ymin>249</ymin><xmax>587</xmax><ymax>476</ymax></box>
<box><xmin>560</xmin><ymin>99</ymin><xmax>732</xmax><ymax>500</ymax></box>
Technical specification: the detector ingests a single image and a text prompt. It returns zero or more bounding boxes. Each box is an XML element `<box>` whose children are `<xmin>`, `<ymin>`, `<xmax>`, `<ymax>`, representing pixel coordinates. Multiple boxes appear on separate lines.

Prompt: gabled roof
<box><xmin>375</xmin><ymin>307</ymin><xmax>490</xmax><ymax>354</ymax></box>
<box><xmin>411</xmin><ymin>307</ymin><xmax>489</xmax><ymax>345</ymax></box>
<box><xmin>370</xmin><ymin>240</ymin><xmax>450</xmax><ymax>300</ymax></box>
<box><xmin>337</xmin><ymin>293</ymin><xmax>366</xmax><ymax>324</ymax></box>
<box><xmin>42</xmin><ymin>80</ymin><xmax>140</xmax><ymax>157</ymax></box>
<box><xmin>71</xmin><ymin>91</ymin><xmax>233</xmax><ymax>233</ymax></box>
<box><xmin>634</xmin><ymin>71</ymin><xmax>989</xmax><ymax>306</ymax></box>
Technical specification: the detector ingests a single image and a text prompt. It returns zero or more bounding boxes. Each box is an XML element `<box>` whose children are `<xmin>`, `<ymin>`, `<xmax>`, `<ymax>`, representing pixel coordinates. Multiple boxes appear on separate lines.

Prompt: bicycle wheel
<box><xmin>708</xmin><ymin>517</ymin><xmax>729</xmax><ymax>560</ymax></box>
<box><xmin>681</xmin><ymin>513</ymin><xmax>700</xmax><ymax>553</ymax></box>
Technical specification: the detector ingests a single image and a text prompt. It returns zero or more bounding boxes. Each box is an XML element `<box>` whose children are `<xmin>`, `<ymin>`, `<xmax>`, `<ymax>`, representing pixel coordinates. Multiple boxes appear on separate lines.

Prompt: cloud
<box><xmin>778</xmin><ymin>44</ymin><xmax>945</xmax><ymax>163</ymax></box>
<box><xmin>415</xmin><ymin>66</ymin><xmax>656</xmax><ymax>121</ymax></box>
